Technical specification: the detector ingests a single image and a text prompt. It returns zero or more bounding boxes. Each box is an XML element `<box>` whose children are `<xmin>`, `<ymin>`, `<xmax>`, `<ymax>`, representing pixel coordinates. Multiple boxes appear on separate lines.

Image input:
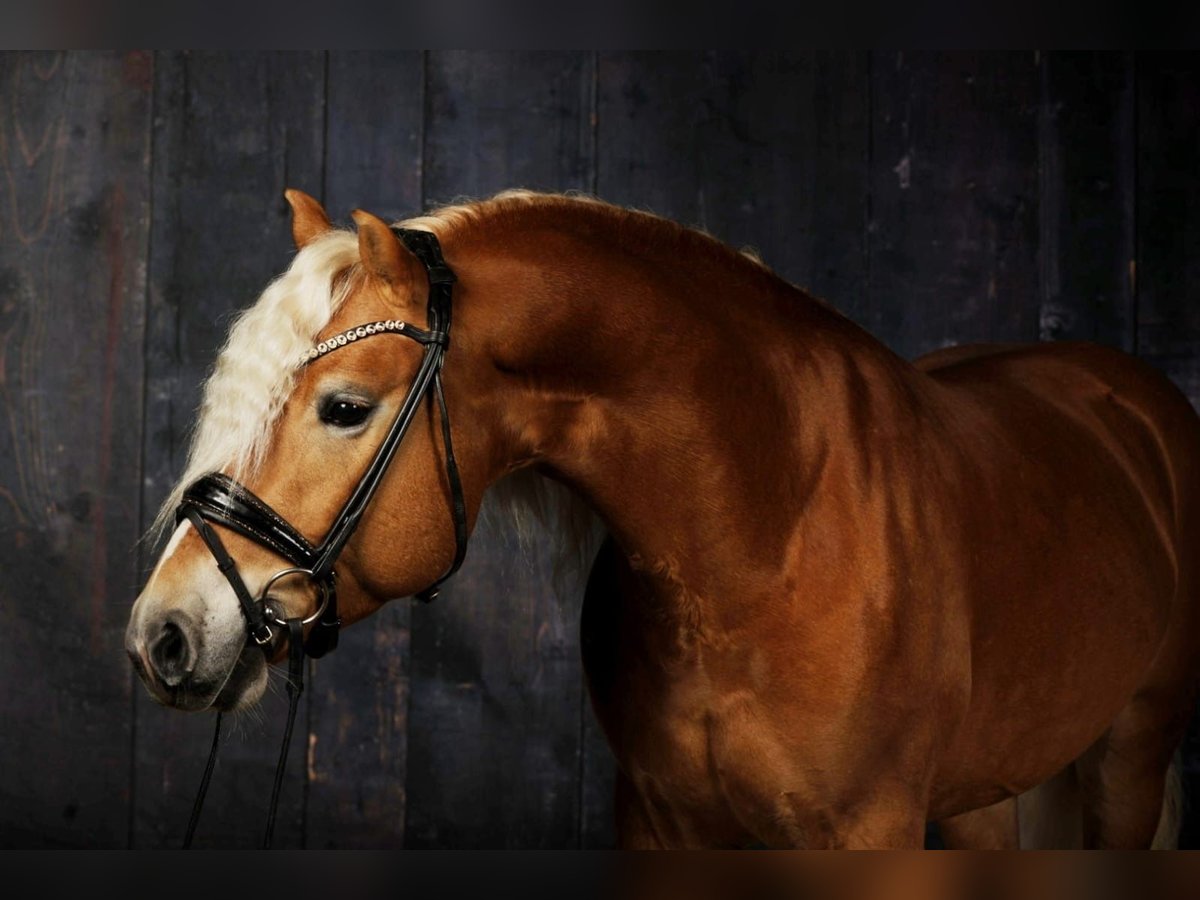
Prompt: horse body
<box><xmin>127</xmin><ymin>190</ymin><xmax>1200</xmax><ymax>848</ymax></box>
<box><xmin>582</xmin><ymin>333</ymin><xmax>1200</xmax><ymax>847</ymax></box>
<box><xmin>471</xmin><ymin>207</ymin><xmax>1200</xmax><ymax>847</ymax></box>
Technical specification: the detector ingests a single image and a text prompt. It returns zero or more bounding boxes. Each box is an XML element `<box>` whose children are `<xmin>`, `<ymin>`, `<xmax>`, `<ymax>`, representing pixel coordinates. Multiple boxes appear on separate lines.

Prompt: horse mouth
<box><xmin>133</xmin><ymin>644</ymin><xmax>267</xmax><ymax>712</ymax></box>
<box><xmin>210</xmin><ymin>647</ymin><xmax>268</xmax><ymax>711</ymax></box>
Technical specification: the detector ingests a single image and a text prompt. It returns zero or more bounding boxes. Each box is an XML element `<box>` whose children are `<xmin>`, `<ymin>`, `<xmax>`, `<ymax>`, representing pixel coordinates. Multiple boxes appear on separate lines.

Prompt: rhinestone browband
<box><xmin>301</xmin><ymin>320</ymin><xmax>407</xmax><ymax>366</ymax></box>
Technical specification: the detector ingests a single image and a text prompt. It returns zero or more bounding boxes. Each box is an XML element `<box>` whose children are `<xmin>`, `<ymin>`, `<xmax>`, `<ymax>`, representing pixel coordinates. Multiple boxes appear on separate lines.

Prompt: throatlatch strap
<box><xmin>413</xmin><ymin>367</ymin><xmax>468</xmax><ymax>603</ymax></box>
<box><xmin>436</xmin><ymin>369</ymin><xmax>468</xmax><ymax>578</ymax></box>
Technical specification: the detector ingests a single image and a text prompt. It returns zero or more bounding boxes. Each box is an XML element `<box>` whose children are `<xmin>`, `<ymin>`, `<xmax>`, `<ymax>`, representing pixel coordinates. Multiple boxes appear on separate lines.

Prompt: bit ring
<box><xmin>259</xmin><ymin>567</ymin><xmax>331</xmax><ymax>627</ymax></box>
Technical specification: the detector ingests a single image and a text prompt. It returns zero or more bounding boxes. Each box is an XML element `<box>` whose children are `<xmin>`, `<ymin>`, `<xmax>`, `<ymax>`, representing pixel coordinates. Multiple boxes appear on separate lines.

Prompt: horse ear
<box><xmin>284</xmin><ymin>188</ymin><xmax>332</xmax><ymax>249</ymax></box>
<box><xmin>351</xmin><ymin>209</ymin><xmax>417</xmax><ymax>291</ymax></box>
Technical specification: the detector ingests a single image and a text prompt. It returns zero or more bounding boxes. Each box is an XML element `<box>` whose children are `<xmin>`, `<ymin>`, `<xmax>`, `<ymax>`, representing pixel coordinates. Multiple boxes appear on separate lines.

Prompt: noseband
<box><xmin>176</xmin><ymin>227</ymin><xmax>468</xmax><ymax>847</ymax></box>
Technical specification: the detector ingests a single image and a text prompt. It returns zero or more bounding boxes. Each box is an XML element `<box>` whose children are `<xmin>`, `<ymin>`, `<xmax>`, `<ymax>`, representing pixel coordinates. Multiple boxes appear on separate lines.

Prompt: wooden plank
<box><xmin>422</xmin><ymin>51</ymin><xmax>595</xmax><ymax>205</ymax></box>
<box><xmin>0</xmin><ymin>51</ymin><xmax>151</xmax><ymax>847</ymax></box>
<box><xmin>304</xmin><ymin>50</ymin><xmax>423</xmax><ymax>849</ymax></box>
<box><xmin>591</xmin><ymin>49</ymin><xmax>870</xmax><ymax>848</ymax></box>
<box><xmin>1038</xmin><ymin>52</ymin><xmax>1135</xmax><ymax>351</ymax></box>
<box><xmin>133</xmin><ymin>51</ymin><xmax>325</xmax><ymax>848</ymax></box>
<box><xmin>405</xmin><ymin>50</ymin><xmax>596</xmax><ymax>849</ymax></box>
<box><xmin>1136</xmin><ymin>54</ymin><xmax>1200</xmax><ymax>406</ymax></box>
<box><xmin>1136</xmin><ymin>53</ymin><xmax>1200</xmax><ymax>850</ymax></box>
<box><xmin>323</xmin><ymin>53</ymin><xmax>424</xmax><ymax>224</ymax></box>
<box><xmin>598</xmin><ymin>51</ymin><xmax>869</xmax><ymax>315</ymax></box>
<box><xmin>868</xmin><ymin>51</ymin><xmax>1041</xmax><ymax>360</ymax></box>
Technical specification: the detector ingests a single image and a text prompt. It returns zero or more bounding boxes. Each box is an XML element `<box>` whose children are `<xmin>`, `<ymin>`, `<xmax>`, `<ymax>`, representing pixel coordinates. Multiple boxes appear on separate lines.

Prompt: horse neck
<box><xmin>452</xmin><ymin>209</ymin><xmax>932</xmax><ymax>597</ymax></box>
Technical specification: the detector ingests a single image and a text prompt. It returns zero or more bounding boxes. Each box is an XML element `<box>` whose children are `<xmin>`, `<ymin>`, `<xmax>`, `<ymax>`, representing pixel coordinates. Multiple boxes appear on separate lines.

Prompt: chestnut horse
<box><xmin>126</xmin><ymin>189</ymin><xmax>1200</xmax><ymax>848</ymax></box>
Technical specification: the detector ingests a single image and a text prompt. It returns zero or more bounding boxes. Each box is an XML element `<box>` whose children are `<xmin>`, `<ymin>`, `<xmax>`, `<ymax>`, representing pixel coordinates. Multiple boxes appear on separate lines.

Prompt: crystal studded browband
<box><xmin>300</xmin><ymin>320</ymin><xmax>408</xmax><ymax>366</ymax></box>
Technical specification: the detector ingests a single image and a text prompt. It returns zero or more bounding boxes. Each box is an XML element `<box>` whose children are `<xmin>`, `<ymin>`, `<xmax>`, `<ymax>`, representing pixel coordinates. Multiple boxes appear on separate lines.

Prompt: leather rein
<box><xmin>177</xmin><ymin>227</ymin><xmax>468</xmax><ymax>848</ymax></box>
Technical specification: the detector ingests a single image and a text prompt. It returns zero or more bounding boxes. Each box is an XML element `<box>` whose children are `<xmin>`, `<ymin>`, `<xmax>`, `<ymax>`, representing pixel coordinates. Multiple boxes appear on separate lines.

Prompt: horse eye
<box><xmin>319</xmin><ymin>398</ymin><xmax>373</xmax><ymax>428</ymax></box>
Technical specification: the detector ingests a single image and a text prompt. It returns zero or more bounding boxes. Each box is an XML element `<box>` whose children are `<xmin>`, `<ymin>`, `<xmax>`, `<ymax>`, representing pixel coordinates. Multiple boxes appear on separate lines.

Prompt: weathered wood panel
<box><xmin>1038</xmin><ymin>52</ymin><xmax>1136</xmax><ymax>352</ymax></box>
<box><xmin>1136</xmin><ymin>54</ymin><xmax>1200</xmax><ymax>405</ymax></box>
<box><xmin>133</xmin><ymin>50</ymin><xmax>325</xmax><ymax>848</ymax></box>
<box><xmin>0</xmin><ymin>51</ymin><xmax>151</xmax><ymax>847</ymax></box>
<box><xmin>404</xmin><ymin>50</ymin><xmax>597</xmax><ymax>849</ymax></box>
<box><xmin>869</xmin><ymin>51</ymin><xmax>1041</xmax><ymax>359</ymax></box>
<box><xmin>1</xmin><ymin>49</ymin><xmax>1199</xmax><ymax>850</ymax></box>
<box><xmin>598</xmin><ymin>51</ymin><xmax>869</xmax><ymax>312</ymax></box>
<box><xmin>305</xmin><ymin>50</ymin><xmax>423</xmax><ymax>849</ymax></box>
<box><xmin>1136</xmin><ymin>53</ymin><xmax>1200</xmax><ymax>850</ymax></box>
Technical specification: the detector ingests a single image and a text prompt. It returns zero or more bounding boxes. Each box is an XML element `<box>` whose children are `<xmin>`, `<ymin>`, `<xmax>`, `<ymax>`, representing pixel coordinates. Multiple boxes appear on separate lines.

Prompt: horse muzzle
<box><xmin>126</xmin><ymin>600</ymin><xmax>269</xmax><ymax>712</ymax></box>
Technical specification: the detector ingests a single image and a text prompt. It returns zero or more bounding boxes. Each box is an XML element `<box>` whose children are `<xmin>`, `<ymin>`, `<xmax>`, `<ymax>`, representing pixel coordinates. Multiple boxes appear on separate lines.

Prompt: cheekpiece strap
<box><xmin>394</xmin><ymin>228</ymin><xmax>457</xmax><ymax>286</ymax></box>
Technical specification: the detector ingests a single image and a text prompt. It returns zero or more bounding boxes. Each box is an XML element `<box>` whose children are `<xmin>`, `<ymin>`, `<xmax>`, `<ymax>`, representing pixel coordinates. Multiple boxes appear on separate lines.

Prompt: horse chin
<box><xmin>211</xmin><ymin>647</ymin><xmax>269</xmax><ymax>712</ymax></box>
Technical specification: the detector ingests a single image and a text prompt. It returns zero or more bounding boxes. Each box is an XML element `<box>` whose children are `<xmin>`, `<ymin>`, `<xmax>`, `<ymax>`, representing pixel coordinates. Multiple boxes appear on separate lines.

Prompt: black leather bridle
<box><xmin>177</xmin><ymin>227</ymin><xmax>468</xmax><ymax>848</ymax></box>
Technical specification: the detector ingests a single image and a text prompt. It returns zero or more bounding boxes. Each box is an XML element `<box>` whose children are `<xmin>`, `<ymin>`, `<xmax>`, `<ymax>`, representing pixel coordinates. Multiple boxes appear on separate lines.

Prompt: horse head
<box><xmin>126</xmin><ymin>190</ymin><xmax>499</xmax><ymax>712</ymax></box>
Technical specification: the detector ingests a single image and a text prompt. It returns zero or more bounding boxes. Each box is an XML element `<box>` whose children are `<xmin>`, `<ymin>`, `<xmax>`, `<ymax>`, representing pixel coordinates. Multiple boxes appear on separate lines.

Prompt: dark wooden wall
<box><xmin>1</xmin><ymin>51</ymin><xmax>1197</xmax><ymax>848</ymax></box>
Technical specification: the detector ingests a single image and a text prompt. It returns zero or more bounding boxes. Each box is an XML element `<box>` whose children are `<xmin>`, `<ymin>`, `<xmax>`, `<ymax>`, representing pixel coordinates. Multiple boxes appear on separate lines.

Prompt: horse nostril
<box><xmin>149</xmin><ymin>620</ymin><xmax>193</xmax><ymax>686</ymax></box>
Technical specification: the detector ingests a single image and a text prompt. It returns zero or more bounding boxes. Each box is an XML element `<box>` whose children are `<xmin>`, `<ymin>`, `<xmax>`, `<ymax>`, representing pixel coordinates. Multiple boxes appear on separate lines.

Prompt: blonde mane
<box><xmin>152</xmin><ymin>189</ymin><xmax>606</xmax><ymax>591</ymax></box>
<box><xmin>152</xmin><ymin>229</ymin><xmax>361</xmax><ymax>536</ymax></box>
